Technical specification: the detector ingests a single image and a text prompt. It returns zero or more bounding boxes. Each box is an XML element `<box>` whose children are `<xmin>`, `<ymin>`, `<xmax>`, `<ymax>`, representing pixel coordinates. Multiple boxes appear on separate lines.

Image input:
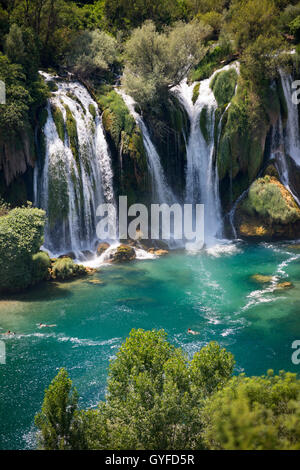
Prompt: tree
<box><xmin>202</xmin><ymin>371</ymin><xmax>300</xmax><ymax>450</ymax></box>
<box><xmin>122</xmin><ymin>20</ymin><xmax>210</xmax><ymax>109</ymax></box>
<box><xmin>225</xmin><ymin>0</ymin><xmax>279</xmax><ymax>51</ymax></box>
<box><xmin>65</xmin><ymin>29</ymin><xmax>118</xmax><ymax>80</ymax></box>
<box><xmin>35</xmin><ymin>368</ymin><xmax>85</xmax><ymax>450</ymax></box>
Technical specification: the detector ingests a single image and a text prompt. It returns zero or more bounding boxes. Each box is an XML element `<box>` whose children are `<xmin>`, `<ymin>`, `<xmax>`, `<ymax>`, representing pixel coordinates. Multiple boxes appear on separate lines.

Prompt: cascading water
<box><xmin>280</xmin><ymin>71</ymin><xmax>300</xmax><ymax>166</ymax></box>
<box><xmin>34</xmin><ymin>73</ymin><xmax>116</xmax><ymax>257</ymax></box>
<box><xmin>271</xmin><ymin>72</ymin><xmax>300</xmax><ymax>206</ymax></box>
<box><xmin>174</xmin><ymin>64</ymin><xmax>238</xmax><ymax>245</ymax></box>
<box><xmin>117</xmin><ymin>90</ymin><xmax>176</xmax><ymax>205</ymax></box>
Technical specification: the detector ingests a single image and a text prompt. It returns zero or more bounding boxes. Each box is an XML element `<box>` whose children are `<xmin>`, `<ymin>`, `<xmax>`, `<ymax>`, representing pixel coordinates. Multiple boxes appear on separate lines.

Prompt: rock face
<box><xmin>236</xmin><ymin>176</ymin><xmax>300</xmax><ymax>240</ymax></box>
<box><xmin>111</xmin><ymin>244</ymin><xmax>136</xmax><ymax>263</ymax></box>
<box><xmin>97</xmin><ymin>242</ymin><xmax>110</xmax><ymax>256</ymax></box>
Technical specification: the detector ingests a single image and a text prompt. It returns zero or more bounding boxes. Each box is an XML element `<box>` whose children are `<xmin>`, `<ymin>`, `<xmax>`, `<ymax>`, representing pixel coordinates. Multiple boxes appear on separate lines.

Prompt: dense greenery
<box><xmin>36</xmin><ymin>329</ymin><xmax>300</xmax><ymax>450</ymax></box>
<box><xmin>0</xmin><ymin>204</ymin><xmax>47</xmax><ymax>292</ymax></box>
<box><xmin>51</xmin><ymin>257</ymin><xmax>87</xmax><ymax>280</ymax></box>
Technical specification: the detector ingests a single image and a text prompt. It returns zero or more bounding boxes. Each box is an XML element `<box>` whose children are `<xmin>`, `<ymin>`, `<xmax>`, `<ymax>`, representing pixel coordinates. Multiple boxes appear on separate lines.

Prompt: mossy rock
<box><xmin>51</xmin><ymin>104</ymin><xmax>64</xmax><ymax>142</ymax></box>
<box><xmin>199</xmin><ymin>106</ymin><xmax>211</xmax><ymax>144</ymax></box>
<box><xmin>110</xmin><ymin>244</ymin><xmax>136</xmax><ymax>263</ymax></box>
<box><xmin>88</xmin><ymin>104</ymin><xmax>97</xmax><ymax>119</ymax></box>
<box><xmin>51</xmin><ymin>258</ymin><xmax>87</xmax><ymax>281</ymax></box>
<box><xmin>47</xmin><ymin>81</ymin><xmax>58</xmax><ymax>92</ymax></box>
<box><xmin>236</xmin><ymin>176</ymin><xmax>300</xmax><ymax>240</ymax></box>
<box><xmin>251</xmin><ymin>274</ymin><xmax>273</xmax><ymax>283</ymax></box>
<box><xmin>192</xmin><ymin>83</ymin><xmax>200</xmax><ymax>104</ymax></box>
<box><xmin>210</xmin><ymin>68</ymin><xmax>238</xmax><ymax>107</ymax></box>
<box><xmin>64</xmin><ymin>104</ymin><xmax>79</xmax><ymax>165</ymax></box>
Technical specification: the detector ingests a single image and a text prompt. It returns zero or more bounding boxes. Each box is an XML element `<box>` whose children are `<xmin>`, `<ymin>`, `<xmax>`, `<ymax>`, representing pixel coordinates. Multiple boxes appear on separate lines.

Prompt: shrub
<box><xmin>0</xmin><ymin>205</ymin><xmax>46</xmax><ymax>292</ymax></box>
<box><xmin>31</xmin><ymin>251</ymin><xmax>51</xmax><ymax>284</ymax></box>
<box><xmin>51</xmin><ymin>258</ymin><xmax>87</xmax><ymax>280</ymax></box>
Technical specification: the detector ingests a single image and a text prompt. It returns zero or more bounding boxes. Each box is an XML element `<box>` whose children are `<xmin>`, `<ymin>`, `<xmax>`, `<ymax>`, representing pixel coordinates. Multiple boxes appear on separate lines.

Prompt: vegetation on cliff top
<box><xmin>36</xmin><ymin>328</ymin><xmax>300</xmax><ymax>450</ymax></box>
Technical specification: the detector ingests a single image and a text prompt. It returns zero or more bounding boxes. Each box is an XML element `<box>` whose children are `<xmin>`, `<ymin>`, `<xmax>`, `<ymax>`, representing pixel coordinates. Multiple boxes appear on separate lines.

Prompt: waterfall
<box><xmin>35</xmin><ymin>73</ymin><xmax>115</xmax><ymax>257</ymax></box>
<box><xmin>279</xmin><ymin>71</ymin><xmax>300</xmax><ymax>166</ymax></box>
<box><xmin>117</xmin><ymin>90</ymin><xmax>176</xmax><ymax>205</ymax></box>
<box><xmin>174</xmin><ymin>65</ymin><xmax>238</xmax><ymax>245</ymax></box>
<box><xmin>272</xmin><ymin>72</ymin><xmax>300</xmax><ymax>206</ymax></box>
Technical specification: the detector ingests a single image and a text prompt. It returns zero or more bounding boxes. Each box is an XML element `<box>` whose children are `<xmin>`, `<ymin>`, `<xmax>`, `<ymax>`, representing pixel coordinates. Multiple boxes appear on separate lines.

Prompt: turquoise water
<box><xmin>1</xmin><ymin>241</ymin><xmax>300</xmax><ymax>449</ymax></box>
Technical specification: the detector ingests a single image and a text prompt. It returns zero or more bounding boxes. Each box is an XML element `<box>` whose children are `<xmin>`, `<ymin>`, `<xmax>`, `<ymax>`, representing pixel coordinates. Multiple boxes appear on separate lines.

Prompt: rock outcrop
<box><xmin>236</xmin><ymin>175</ymin><xmax>300</xmax><ymax>240</ymax></box>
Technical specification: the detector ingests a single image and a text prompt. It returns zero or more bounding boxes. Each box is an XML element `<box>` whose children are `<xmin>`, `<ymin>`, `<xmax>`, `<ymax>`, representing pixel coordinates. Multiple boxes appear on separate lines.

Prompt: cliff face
<box><xmin>0</xmin><ymin>129</ymin><xmax>35</xmax><ymax>186</ymax></box>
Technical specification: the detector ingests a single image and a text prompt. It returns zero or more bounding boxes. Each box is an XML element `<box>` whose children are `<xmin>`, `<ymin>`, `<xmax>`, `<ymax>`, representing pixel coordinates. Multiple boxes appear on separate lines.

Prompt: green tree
<box><xmin>35</xmin><ymin>368</ymin><xmax>85</xmax><ymax>450</ymax></box>
<box><xmin>202</xmin><ymin>371</ymin><xmax>300</xmax><ymax>450</ymax></box>
<box><xmin>65</xmin><ymin>29</ymin><xmax>118</xmax><ymax>80</ymax></box>
<box><xmin>122</xmin><ymin>20</ymin><xmax>210</xmax><ymax>108</ymax></box>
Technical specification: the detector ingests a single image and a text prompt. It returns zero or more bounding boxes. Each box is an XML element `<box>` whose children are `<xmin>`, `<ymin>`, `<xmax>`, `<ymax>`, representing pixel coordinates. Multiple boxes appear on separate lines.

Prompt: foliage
<box><xmin>64</xmin><ymin>105</ymin><xmax>79</xmax><ymax>163</ymax></box>
<box><xmin>104</xmin><ymin>0</ymin><xmax>189</xmax><ymax>32</ymax></box>
<box><xmin>122</xmin><ymin>20</ymin><xmax>210</xmax><ymax>109</ymax></box>
<box><xmin>51</xmin><ymin>258</ymin><xmax>87</xmax><ymax>280</ymax></box>
<box><xmin>210</xmin><ymin>68</ymin><xmax>238</xmax><ymax>107</ymax></box>
<box><xmin>225</xmin><ymin>0</ymin><xmax>279</xmax><ymax>51</ymax></box>
<box><xmin>65</xmin><ymin>30</ymin><xmax>118</xmax><ymax>80</ymax></box>
<box><xmin>31</xmin><ymin>251</ymin><xmax>51</xmax><ymax>284</ymax></box>
<box><xmin>37</xmin><ymin>330</ymin><xmax>235</xmax><ymax>450</ymax></box>
<box><xmin>0</xmin><ymin>205</ymin><xmax>46</xmax><ymax>292</ymax></box>
<box><xmin>190</xmin><ymin>39</ymin><xmax>233</xmax><ymax>82</ymax></box>
<box><xmin>35</xmin><ymin>368</ymin><xmax>84</xmax><ymax>450</ymax></box>
<box><xmin>202</xmin><ymin>371</ymin><xmax>300</xmax><ymax>450</ymax></box>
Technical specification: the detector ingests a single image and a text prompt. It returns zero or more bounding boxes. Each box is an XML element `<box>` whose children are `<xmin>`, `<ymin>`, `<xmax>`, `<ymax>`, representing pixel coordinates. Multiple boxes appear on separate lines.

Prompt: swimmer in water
<box><xmin>187</xmin><ymin>328</ymin><xmax>199</xmax><ymax>335</ymax></box>
<box><xmin>3</xmin><ymin>330</ymin><xmax>15</xmax><ymax>336</ymax></box>
<box><xmin>38</xmin><ymin>323</ymin><xmax>56</xmax><ymax>328</ymax></box>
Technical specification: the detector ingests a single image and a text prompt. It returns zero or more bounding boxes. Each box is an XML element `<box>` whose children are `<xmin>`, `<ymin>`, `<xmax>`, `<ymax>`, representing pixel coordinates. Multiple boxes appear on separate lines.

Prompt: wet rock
<box><xmin>274</xmin><ymin>281</ymin><xmax>293</xmax><ymax>290</ymax></box>
<box><xmin>154</xmin><ymin>249</ymin><xmax>169</xmax><ymax>256</ymax></box>
<box><xmin>58</xmin><ymin>252</ymin><xmax>76</xmax><ymax>260</ymax></box>
<box><xmin>111</xmin><ymin>244</ymin><xmax>136</xmax><ymax>263</ymax></box>
<box><xmin>97</xmin><ymin>242</ymin><xmax>110</xmax><ymax>255</ymax></box>
<box><xmin>251</xmin><ymin>274</ymin><xmax>273</xmax><ymax>283</ymax></box>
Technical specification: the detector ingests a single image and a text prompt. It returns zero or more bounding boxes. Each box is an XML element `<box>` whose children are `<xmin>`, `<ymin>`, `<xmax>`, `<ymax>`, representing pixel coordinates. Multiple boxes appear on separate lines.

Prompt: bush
<box><xmin>122</xmin><ymin>20</ymin><xmax>210</xmax><ymax>109</ymax></box>
<box><xmin>51</xmin><ymin>258</ymin><xmax>87</xmax><ymax>280</ymax></box>
<box><xmin>0</xmin><ymin>205</ymin><xmax>46</xmax><ymax>292</ymax></box>
<box><xmin>31</xmin><ymin>251</ymin><xmax>51</xmax><ymax>284</ymax></box>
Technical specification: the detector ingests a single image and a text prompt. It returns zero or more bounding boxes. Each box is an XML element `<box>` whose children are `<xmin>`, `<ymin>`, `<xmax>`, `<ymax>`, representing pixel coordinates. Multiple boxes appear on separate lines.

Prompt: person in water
<box><xmin>38</xmin><ymin>323</ymin><xmax>56</xmax><ymax>328</ymax></box>
<box><xmin>3</xmin><ymin>330</ymin><xmax>15</xmax><ymax>335</ymax></box>
<box><xmin>187</xmin><ymin>328</ymin><xmax>199</xmax><ymax>335</ymax></box>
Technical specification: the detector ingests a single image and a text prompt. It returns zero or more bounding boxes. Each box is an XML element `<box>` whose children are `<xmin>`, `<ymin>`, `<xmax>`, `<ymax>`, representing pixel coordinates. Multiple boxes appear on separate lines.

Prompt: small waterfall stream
<box><xmin>35</xmin><ymin>73</ymin><xmax>116</xmax><ymax>257</ymax></box>
<box><xmin>174</xmin><ymin>65</ymin><xmax>238</xmax><ymax>245</ymax></box>
<box><xmin>117</xmin><ymin>90</ymin><xmax>176</xmax><ymax>205</ymax></box>
<box><xmin>272</xmin><ymin>72</ymin><xmax>300</xmax><ymax>205</ymax></box>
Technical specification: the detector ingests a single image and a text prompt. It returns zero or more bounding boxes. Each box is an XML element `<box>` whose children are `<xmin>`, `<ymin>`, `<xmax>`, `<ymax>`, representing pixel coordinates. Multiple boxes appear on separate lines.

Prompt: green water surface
<box><xmin>1</xmin><ymin>242</ymin><xmax>300</xmax><ymax>449</ymax></box>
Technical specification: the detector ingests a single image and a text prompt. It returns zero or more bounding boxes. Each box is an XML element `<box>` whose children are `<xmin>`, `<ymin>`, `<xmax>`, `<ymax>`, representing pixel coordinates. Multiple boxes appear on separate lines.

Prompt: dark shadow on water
<box><xmin>0</xmin><ymin>281</ymin><xmax>74</xmax><ymax>303</ymax></box>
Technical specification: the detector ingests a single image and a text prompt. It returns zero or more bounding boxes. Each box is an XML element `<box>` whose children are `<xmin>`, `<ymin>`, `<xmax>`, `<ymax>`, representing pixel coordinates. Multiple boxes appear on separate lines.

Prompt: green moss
<box><xmin>190</xmin><ymin>42</ymin><xmax>233</xmax><ymax>82</ymax></box>
<box><xmin>242</xmin><ymin>176</ymin><xmax>300</xmax><ymax>224</ymax></box>
<box><xmin>199</xmin><ymin>106</ymin><xmax>211</xmax><ymax>144</ymax></box>
<box><xmin>97</xmin><ymin>88</ymin><xmax>135</xmax><ymax>148</ymax></box>
<box><xmin>88</xmin><ymin>104</ymin><xmax>96</xmax><ymax>119</ymax></box>
<box><xmin>48</xmin><ymin>161</ymin><xmax>69</xmax><ymax>227</ymax></box>
<box><xmin>192</xmin><ymin>83</ymin><xmax>200</xmax><ymax>104</ymax></box>
<box><xmin>66</xmin><ymin>92</ymin><xmax>86</xmax><ymax>114</ymax></box>
<box><xmin>210</xmin><ymin>69</ymin><xmax>238</xmax><ymax>107</ymax></box>
<box><xmin>51</xmin><ymin>104</ymin><xmax>65</xmax><ymax>142</ymax></box>
<box><xmin>64</xmin><ymin>104</ymin><xmax>79</xmax><ymax>165</ymax></box>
